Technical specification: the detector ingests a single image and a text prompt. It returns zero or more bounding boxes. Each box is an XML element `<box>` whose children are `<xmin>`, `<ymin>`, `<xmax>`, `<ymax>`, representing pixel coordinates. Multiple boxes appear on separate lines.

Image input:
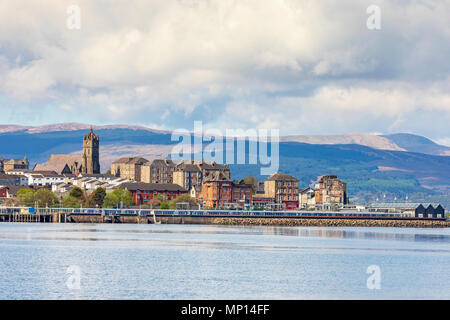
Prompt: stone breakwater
<box><xmin>61</xmin><ymin>214</ymin><xmax>449</xmax><ymax>228</ymax></box>
<box><xmin>211</xmin><ymin>217</ymin><xmax>450</xmax><ymax>228</ymax></box>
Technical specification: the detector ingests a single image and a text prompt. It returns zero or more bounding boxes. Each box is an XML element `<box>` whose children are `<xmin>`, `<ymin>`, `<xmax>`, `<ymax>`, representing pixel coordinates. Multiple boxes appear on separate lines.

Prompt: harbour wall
<box><xmin>67</xmin><ymin>214</ymin><xmax>450</xmax><ymax>228</ymax></box>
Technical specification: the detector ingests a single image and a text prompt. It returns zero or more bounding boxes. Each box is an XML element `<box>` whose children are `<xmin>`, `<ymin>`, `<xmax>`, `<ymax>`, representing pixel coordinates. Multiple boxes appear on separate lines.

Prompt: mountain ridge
<box><xmin>1</xmin><ymin>122</ymin><xmax>449</xmax><ymax>156</ymax></box>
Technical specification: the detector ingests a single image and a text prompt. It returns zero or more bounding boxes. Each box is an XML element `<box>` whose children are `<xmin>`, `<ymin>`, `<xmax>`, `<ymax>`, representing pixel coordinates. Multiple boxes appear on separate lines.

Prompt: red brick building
<box><xmin>198</xmin><ymin>173</ymin><xmax>252</xmax><ymax>209</ymax></box>
<box><xmin>118</xmin><ymin>182</ymin><xmax>187</xmax><ymax>205</ymax></box>
<box><xmin>314</xmin><ymin>175</ymin><xmax>347</xmax><ymax>205</ymax></box>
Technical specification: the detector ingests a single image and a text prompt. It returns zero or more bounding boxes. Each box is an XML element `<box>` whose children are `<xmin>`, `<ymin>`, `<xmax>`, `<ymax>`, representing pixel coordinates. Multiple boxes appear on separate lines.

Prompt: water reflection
<box><xmin>0</xmin><ymin>224</ymin><xmax>449</xmax><ymax>244</ymax></box>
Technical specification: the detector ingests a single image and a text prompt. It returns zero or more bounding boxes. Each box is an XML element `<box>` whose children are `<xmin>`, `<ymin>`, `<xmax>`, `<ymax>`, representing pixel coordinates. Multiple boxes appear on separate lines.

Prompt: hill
<box><xmin>0</xmin><ymin>124</ymin><xmax>449</xmax><ymax>201</ymax></box>
<box><xmin>382</xmin><ymin>133</ymin><xmax>450</xmax><ymax>156</ymax></box>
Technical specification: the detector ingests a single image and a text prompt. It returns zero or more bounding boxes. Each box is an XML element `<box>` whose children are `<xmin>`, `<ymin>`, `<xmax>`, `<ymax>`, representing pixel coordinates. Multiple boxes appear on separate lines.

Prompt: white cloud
<box><xmin>0</xmin><ymin>0</ymin><xmax>449</xmax><ymax>140</ymax></box>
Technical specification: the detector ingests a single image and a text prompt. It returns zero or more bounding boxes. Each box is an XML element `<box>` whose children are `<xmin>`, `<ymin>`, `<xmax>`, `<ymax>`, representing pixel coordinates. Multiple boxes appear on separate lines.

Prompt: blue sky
<box><xmin>0</xmin><ymin>0</ymin><xmax>449</xmax><ymax>145</ymax></box>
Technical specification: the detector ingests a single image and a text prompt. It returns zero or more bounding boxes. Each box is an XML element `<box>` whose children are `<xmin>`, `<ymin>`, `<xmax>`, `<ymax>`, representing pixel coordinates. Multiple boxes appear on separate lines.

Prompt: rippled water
<box><xmin>0</xmin><ymin>223</ymin><xmax>449</xmax><ymax>299</ymax></box>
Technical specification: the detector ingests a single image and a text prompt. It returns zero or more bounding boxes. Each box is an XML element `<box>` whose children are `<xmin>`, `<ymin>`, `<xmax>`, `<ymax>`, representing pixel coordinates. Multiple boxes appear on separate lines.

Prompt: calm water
<box><xmin>0</xmin><ymin>223</ymin><xmax>449</xmax><ymax>299</ymax></box>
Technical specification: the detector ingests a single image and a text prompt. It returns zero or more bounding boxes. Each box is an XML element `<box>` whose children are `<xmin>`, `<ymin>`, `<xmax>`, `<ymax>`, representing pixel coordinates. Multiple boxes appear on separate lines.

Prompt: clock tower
<box><xmin>82</xmin><ymin>127</ymin><xmax>100</xmax><ymax>174</ymax></box>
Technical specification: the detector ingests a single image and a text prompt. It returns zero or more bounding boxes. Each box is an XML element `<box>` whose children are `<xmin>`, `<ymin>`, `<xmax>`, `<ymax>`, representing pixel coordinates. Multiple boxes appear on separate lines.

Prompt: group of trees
<box><xmin>13</xmin><ymin>186</ymin><xmax>198</xmax><ymax>209</ymax></box>
<box><xmin>17</xmin><ymin>188</ymin><xmax>60</xmax><ymax>208</ymax></box>
<box><xmin>14</xmin><ymin>187</ymin><xmax>134</xmax><ymax>209</ymax></box>
<box><xmin>61</xmin><ymin>187</ymin><xmax>108</xmax><ymax>208</ymax></box>
<box><xmin>61</xmin><ymin>187</ymin><xmax>135</xmax><ymax>208</ymax></box>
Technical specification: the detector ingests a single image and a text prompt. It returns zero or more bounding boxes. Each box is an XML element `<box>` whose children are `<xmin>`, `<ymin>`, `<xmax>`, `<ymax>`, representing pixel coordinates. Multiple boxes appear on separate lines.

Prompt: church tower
<box><xmin>82</xmin><ymin>127</ymin><xmax>100</xmax><ymax>174</ymax></box>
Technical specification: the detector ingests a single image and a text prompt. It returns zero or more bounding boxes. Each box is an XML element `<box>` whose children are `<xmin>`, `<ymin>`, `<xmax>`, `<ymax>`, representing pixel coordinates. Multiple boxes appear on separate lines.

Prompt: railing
<box><xmin>0</xmin><ymin>207</ymin><xmax>424</xmax><ymax>218</ymax></box>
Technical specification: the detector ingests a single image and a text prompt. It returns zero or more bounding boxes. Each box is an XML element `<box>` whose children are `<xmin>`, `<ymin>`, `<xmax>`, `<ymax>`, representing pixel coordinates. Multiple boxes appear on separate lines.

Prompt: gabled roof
<box><xmin>112</xmin><ymin>157</ymin><xmax>148</xmax><ymax>165</ymax></box>
<box><xmin>145</xmin><ymin>159</ymin><xmax>175</xmax><ymax>168</ymax></box>
<box><xmin>175</xmin><ymin>162</ymin><xmax>201</xmax><ymax>172</ymax></box>
<box><xmin>266</xmin><ymin>172</ymin><xmax>298</xmax><ymax>182</ymax></box>
<box><xmin>33</xmin><ymin>154</ymin><xmax>82</xmax><ymax>174</ymax></box>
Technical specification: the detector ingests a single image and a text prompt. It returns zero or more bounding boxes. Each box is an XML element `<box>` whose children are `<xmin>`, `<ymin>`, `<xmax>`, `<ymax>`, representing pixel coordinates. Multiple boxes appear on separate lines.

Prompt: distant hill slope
<box><xmin>382</xmin><ymin>133</ymin><xmax>450</xmax><ymax>156</ymax></box>
<box><xmin>280</xmin><ymin>133</ymin><xmax>405</xmax><ymax>151</ymax></box>
<box><xmin>0</xmin><ymin>124</ymin><xmax>449</xmax><ymax>196</ymax></box>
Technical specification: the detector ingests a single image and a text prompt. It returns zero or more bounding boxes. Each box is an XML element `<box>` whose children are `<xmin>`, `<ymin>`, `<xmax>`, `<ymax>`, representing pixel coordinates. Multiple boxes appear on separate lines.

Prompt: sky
<box><xmin>0</xmin><ymin>0</ymin><xmax>449</xmax><ymax>144</ymax></box>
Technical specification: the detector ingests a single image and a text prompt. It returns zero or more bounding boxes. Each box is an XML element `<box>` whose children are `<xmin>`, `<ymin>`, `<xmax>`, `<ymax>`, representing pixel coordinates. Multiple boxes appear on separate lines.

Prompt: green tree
<box><xmin>69</xmin><ymin>187</ymin><xmax>83</xmax><ymax>199</ymax></box>
<box><xmin>91</xmin><ymin>187</ymin><xmax>106</xmax><ymax>207</ymax></box>
<box><xmin>168</xmin><ymin>193</ymin><xmax>198</xmax><ymax>209</ymax></box>
<box><xmin>17</xmin><ymin>189</ymin><xmax>36</xmax><ymax>207</ymax></box>
<box><xmin>160</xmin><ymin>202</ymin><xmax>169</xmax><ymax>209</ymax></box>
<box><xmin>62</xmin><ymin>195</ymin><xmax>81</xmax><ymax>208</ymax></box>
<box><xmin>112</xmin><ymin>189</ymin><xmax>134</xmax><ymax>206</ymax></box>
<box><xmin>35</xmin><ymin>189</ymin><xmax>59</xmax><ymax>208</ymax></box>
<box><xmin>103</xmin><ymin>193</ymin><xmax>119</xmax><ymax>208</ymax></box>
<box><xmin>102</xmin><ymin>189</ymin><xmax>134</xmax><ymax>208</ymax></box>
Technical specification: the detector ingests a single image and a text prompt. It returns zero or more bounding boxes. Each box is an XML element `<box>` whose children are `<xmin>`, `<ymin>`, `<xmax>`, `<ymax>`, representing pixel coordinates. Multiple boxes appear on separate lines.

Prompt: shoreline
<box><xmin>68</xmin><ymin>214</ymin><xmax>449</xmax><ymax>228</ymax></box>
<box><xmin>1</xmin><ymin>213</ymin><xmax>448</xmax><ymax>228</ymax></box>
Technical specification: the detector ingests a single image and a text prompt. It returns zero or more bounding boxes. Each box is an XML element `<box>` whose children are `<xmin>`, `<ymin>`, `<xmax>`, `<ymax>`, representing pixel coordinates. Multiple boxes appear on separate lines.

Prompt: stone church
<box><xmin>33</xmin><ymin>127</ymin><xmax>101</xmax><ymax>175</ymax></box>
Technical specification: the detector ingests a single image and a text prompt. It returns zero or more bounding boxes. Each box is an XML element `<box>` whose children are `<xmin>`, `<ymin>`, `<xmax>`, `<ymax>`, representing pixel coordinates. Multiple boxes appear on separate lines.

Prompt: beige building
<box><xmin>110</xmin><ymin>157</ymin><xmax>148</xmax><ymax>181</ymax></box>
<box><xmin>141</xmin><ymin>159</ymin><xmax>176</xmax><ymax>184</ymax></box>
<box><xmin>173</xmin><ymin>162</ymin><xmax>202</xmax><ymax>190</ymax></box>
<box><xmin>264</xmin><ymin>172</ymin><xmax>299</xmax><ymax>209</ymax></box>
<box><xmin>1</xmin><ymin>157</ymin><xmax>29</xmax><ymax>172</ymax></box>
<box><xmin>299</xmin><ymin>187</ymin><xmax>316</xmax><ymax>208</ymax></box>
<box><xmin>173</xmin><ymin>161</ymin><xmax>230</xmax><ymax>191</ymax></box>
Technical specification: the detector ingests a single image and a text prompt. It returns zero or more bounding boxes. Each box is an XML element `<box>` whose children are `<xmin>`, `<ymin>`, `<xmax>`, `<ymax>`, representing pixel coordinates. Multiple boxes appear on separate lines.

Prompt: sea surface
<box><xmin>0</xmin><ymin>223</ymin><xmax>449</xmax><ymax>299</ymax></box>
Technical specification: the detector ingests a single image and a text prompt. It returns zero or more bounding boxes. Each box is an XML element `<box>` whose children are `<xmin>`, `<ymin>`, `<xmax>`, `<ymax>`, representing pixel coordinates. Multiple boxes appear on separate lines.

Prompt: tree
<box><xmin>91</xmin><ymin>188</ymin><xmax>106</xmax><ymax>207</ymax></box>
<box><xmin>112</xmin><ymin>189</ymin><xmax>134</xmax><ymax>206</ymax></box>
<box><xmin>160</xmin><ymin>202</ymin><xmax>169</xmax><ymax>209</ymax></box>
<box><xmin>69</xmin><ymin>187</ymin><xmax>83</xmax><ymax>199</ymax></box>
<box><xmin>62</xmin><ymin>195</ymin><xmax>81</xmax><ymax>208</ymax></box>
<box><xmin>35</xmin><ymin>189</ymin><xmax>59</xmax><ymax>208</ymax></box>
<box><xmin>17</xmin><ymin>189</ymin><xmax>36</xmax><ymax>207</ymax></box>
<box><xmin>102</xmin><ymin>189</ymin><xmax>134</xmax><ymax>208</ymax></box>
<box><xmin>168</xmin><ymin>193</ymin><xmax>198</xmax><ymax>209</ymax></box>
<box><xmin>103</xmin><ymin>193</ymin><xmax>119</xmax><ymax>208</ymax></box>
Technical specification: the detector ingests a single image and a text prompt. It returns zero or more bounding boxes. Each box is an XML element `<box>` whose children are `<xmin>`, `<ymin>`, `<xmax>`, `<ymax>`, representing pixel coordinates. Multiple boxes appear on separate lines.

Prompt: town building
<box><xmin>1</xmin><ymin>157</ymin><xmax>29</xmax><ymax>172</ymax></box>
<box><xmin>314</xmin><ymin>175</ymin><xmax>347</xmax><ymax>205</ymax></box>
<box><xmin>198</xmin><ymin>172</ymin><xmax>233</xmax><ymax>209</ymax></box>
<box><xmin>196</xmin><ymin>161</ymin><xmax>230</xmax><ymax>179</ymax></box>
<box><xmin>173</xmin><ymin>161</ymin><xmax>230</xmax><ymax>191</ymax></box>
<box><xmin>197</xmin><ymin>173</ymin><xmax>253</xmax><ymax>209</ymax></box>
<box><xmin>110</xmin><ymin>157</ymin><xmax>148</xmax><ymax>181</ymax></box>
<box><xmin>0</xmin><ymin>185</ymin><xmax>31</xmax><ymax>201</ymax></box>
<box><xmin>23</xmin><ymin>171</ymin><xmax>74</xmax><ymax>187</ymax></box>
<box><xmin>118</xmin><ymin>182</ymin><xmax>187</xmax><ymax>206</ymax></box>
<box><xmin>367</xmin><ymin>203</ymin><xmax>445</xmax><ymax>218</ymax></box>
<box><xmin>33</xmin><ymin>128</ymin><xmax>101</xmax><ymax>175</ymax></box>
<box><xmin>0</xmin><ymin>173</ymin><xmax>28</xmax><ymax>186</ymax></box>
<box><xmin>173</xmin><ymin>161</ymin><xmax>202</xmax><ymax>190</ymax></box>
<box><xmin>231</xmin><ymin>180</ymin><xmax>253</xmax><ymax>209</ymax></box>
<box><xmin>141</xmin><ymin>159</ymin><xmax>176</xmax><ymax>184</ymax></box>
<box><xmin>82</xmin><ymin>127</ymin><xmax>100</xmax><ymax>174</ymax></box>
<box><xmin>264</xmin><ymin>172</ymin><xmax>299</xmax><ymax>210</ymax></box>
<box><xmin>299</xmin><ymin>187</ymin><xmax>316</xmax><ymax>208</ymax></box>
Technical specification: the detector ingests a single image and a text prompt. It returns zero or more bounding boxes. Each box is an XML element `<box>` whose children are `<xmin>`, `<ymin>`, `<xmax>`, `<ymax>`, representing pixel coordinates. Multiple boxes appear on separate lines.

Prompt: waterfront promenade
<box><xmin>0</xmin><ymin>207</ymin><xmax>448</xmax><ymax>228</ymax></box>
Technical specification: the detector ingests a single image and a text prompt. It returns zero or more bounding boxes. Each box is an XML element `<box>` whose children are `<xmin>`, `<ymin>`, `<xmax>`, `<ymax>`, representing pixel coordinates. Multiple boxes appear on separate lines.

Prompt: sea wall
<box><xmin>67</xmin><ymin>214</ymin><xmax>450</xmax><ymax>228</ymax></box>
<box><xmin>210</xmin><ymin>217</ymin><xmax>450</xmax><ymax>228</ymax></box>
